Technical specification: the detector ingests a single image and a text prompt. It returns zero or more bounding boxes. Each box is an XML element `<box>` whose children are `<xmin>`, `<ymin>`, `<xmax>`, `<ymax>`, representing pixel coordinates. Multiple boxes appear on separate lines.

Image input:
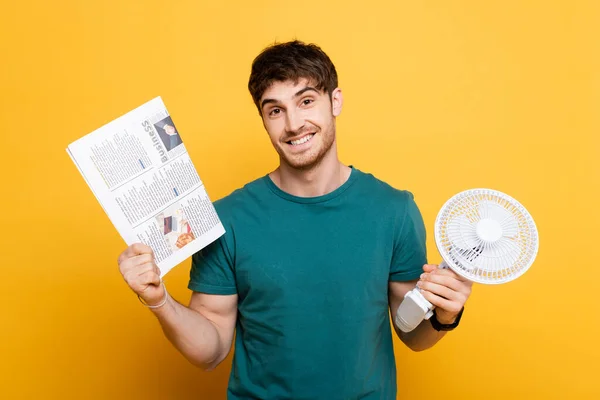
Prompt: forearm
<box><xmin>151</xmin><ymin>295</ymin><xmax>225</xmax><ymax>370</ymax></box>
<box><xmin>389</xmin><ymin>264</ymin><xmax>472</xmax><ymax>352</ymax></box>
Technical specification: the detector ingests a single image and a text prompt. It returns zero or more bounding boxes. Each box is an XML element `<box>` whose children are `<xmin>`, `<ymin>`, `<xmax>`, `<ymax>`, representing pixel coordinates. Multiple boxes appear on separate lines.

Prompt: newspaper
<box><xmin>66</xmin><ymin>97</ymin><xmax>225</xmax><ymax>277</ymax></box>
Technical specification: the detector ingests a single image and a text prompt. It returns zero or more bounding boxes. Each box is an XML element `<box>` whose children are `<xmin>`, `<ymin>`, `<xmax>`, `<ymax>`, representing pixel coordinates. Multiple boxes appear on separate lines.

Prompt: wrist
<box><xmin>435</xmin><ymin>312</ymin><xmax>458</xmax><ymax>325</ymax></box>
<box><xmin>138</xmin><ymin>282</ymin><xmax>169</xmax><ymax>309</ymax></box>
<box><xmin>430</xmin><ymin>307</ymin><xmax>464</xmax><ymax>331</ymax></box>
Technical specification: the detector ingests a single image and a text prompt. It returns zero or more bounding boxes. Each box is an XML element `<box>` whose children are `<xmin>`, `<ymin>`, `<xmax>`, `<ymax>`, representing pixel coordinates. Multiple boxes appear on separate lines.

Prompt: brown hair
<box><xmin>248</xmin><ymin>40</ymin><xmax>338</xmax><ymax>115</ymax></box>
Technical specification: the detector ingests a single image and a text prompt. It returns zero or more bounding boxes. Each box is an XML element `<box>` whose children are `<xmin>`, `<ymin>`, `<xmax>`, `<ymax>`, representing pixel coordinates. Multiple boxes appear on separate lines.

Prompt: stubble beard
<box><xmin>280</xmin><ymin>124</ymin><xmax>336</xmax><ymax>171</ymax></box>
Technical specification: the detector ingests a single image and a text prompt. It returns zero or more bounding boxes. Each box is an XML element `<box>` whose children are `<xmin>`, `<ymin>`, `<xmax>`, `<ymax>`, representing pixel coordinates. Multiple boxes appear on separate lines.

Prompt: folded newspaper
<box><xmin>67</xmin><ymin>97</ymin><xmax>225</xmax><ymax>277</ymax></box>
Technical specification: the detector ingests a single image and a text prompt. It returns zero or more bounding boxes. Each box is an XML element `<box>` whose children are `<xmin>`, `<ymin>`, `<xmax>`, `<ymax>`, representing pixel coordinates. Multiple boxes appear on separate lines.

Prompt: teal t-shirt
<box><xmin>188</xmin><ymin>167</ymin><xmax>427</xmax><ymax>399</ymax></box>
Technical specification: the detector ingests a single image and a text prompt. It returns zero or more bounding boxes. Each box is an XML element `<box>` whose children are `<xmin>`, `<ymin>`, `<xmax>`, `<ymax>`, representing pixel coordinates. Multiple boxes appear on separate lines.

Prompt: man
<box><xmin>157</xmin><ymin>121</ymin><xmax>183</xmax><ymax>151</ymax></box>
<box><xmin>118</xmin><ymin>41</ymin><xmax>472</xmax><ymax>399</ymax></box>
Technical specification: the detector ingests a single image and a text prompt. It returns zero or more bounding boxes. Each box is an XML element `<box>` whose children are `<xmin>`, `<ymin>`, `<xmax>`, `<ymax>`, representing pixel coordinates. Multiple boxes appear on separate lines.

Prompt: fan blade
<box><xmin>453</xmin><ymin>244</ymin><xmax>484</xmax><ymax>263</ymax></box>
<box><xmin>478</xmin><ymin>238</ymin><xmax>521</xmax><ymax>270</ymax></box>
<box><xmin>446</xmin><ymin>215</ymin><xmax>480</xmax><ymax>250</ymax></box>
<box><xmin>500</xmin><ymin>215</ymin><xmax>520</xmax><ymax>238</ymax></box>
<box><xmin>479</xmin><ymin>200</ymin><xmax>512</xmax><ymax>223</ymax></box>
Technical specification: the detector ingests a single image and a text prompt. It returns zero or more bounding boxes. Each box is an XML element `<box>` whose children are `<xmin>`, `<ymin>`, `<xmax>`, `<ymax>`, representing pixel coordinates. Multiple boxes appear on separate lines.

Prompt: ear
<box><xmin>331</xmin><ymin>88</ymin><xmax>343</xmax><ymax>117</ymax></box>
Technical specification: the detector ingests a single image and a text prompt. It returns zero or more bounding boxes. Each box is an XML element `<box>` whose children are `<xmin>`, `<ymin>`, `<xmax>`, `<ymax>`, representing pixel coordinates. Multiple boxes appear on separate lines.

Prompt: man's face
<box><xmin>164</xmin><ymin>124</ymin><xmax>177</xmax><ymax>136</ymax></box>
<box><xmin>259</xmin><ymin>79</ymin><xmax>343</xmax><ymax>170</ymax></box>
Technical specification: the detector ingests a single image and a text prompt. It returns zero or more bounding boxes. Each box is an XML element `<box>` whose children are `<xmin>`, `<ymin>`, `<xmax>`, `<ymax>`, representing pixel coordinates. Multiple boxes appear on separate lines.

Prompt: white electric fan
<box><xmin>395</xmin><ymin>188</ymin><xmax>539</xmax><ymax>332</ymax></box>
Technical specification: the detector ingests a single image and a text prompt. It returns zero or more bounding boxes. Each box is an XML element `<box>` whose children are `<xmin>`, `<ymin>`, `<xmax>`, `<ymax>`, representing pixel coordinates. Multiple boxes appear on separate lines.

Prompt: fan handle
<box><xmin>394</xmin><ymin>261</ymin><xmax>450</xmax><ymax>333</ymax></box>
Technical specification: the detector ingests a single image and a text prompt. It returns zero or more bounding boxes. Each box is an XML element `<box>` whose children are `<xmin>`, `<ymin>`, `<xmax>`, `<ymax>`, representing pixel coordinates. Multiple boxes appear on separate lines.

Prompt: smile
<box><xmin>287</xmin><ymin>133</ymin><xmax>315</xmax><ymax>146</ymax></box>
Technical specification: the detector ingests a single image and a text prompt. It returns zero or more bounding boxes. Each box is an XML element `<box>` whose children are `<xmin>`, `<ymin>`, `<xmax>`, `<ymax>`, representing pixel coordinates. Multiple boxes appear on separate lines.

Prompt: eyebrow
<box><xmin>261</xmin><ymin>86</ymin><xmax>320</xmax><ymax>110</ymax></box>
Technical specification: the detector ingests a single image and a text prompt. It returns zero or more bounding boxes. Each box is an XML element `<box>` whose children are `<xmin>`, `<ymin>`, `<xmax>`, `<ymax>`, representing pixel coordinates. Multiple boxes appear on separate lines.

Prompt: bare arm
<box><xmin>118</xmin><ymin>243</ymin><xmax>237</xmax><ymax>370</ymax></box>
<box><xmin>388</xmin><ymin>264</ymin><xmax>472</xmax><ymax>352</ymax></box>
<box><xmin>152</xmin><ymin>291</ymin><xmax>237</xmax><ymax>370</ymax></box>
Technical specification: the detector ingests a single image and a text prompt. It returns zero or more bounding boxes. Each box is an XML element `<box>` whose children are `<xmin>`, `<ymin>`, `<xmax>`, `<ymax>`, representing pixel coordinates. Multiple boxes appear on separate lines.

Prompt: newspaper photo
<box><xmin>66</xmin><ymin>97</ymin><xmax>225</xmax><ymax>277</ymax></box>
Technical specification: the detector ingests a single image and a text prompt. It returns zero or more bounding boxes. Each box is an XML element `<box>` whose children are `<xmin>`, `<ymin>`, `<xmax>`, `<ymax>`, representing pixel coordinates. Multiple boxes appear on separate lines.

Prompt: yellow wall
<box><xmin>1</xmin><ymin>0</ymin><xmax>598</xmax><ymax>398</ymax></box>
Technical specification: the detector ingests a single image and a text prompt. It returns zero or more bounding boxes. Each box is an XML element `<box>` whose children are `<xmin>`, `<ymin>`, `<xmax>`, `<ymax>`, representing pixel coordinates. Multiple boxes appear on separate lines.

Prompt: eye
<box><xmin>269</xmin><ymin>108</ymin><xmax>281</xmax><ymax>116</ymax></box>
<box><xmin>302</xmin><ymin>99</ymin><xmax>314</xmax><ymax>106</ymax></box>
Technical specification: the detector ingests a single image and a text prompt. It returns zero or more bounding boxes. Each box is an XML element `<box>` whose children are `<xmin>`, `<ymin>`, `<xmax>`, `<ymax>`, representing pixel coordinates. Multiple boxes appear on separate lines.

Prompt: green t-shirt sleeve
<box><xmin>188</xmin><ymin>233</ymin><xmax>238</xmax><ymax>295</ymax></box>
<box><xmin>389</xmin><ymin>191</ymin><xmax>428</xmax><ymax>282</ymax></box>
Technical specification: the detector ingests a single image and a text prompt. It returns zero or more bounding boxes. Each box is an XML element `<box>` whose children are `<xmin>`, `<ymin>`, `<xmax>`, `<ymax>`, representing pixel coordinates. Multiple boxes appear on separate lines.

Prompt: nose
<box><xmin>284</xmin><ymin>109</ymin><xmax>305</xmax><ymax>134</ymax></box>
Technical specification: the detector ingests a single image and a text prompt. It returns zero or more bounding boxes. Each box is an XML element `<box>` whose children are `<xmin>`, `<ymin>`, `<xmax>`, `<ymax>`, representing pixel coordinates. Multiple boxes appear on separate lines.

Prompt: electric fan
<box><xmin>395</xmin><ymin>188</ymin><xmax>539</xmax><ymax>333</ymax></box>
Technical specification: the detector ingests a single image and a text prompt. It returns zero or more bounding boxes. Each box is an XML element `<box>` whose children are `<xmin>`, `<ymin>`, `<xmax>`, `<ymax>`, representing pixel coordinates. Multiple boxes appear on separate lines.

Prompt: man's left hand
<box><xmin>416</xmin><ymin>264</ymin><xmax>473</xmax><ymax>324</ymax></box>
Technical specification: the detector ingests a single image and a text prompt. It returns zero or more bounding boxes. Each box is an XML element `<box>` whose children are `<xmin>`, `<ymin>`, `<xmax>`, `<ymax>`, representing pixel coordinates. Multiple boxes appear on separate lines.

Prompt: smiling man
<box><xmin>118</xmin><ymin>40</ymin><xmax>473</xmax><ymax>399</ymax></box>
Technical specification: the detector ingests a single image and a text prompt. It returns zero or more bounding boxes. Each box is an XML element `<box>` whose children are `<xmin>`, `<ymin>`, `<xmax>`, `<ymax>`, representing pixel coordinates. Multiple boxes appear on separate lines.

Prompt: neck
<box><xmin>270</xmin><ymin>143</ymin><xmax>352</xmax><ymax>197</ymax></box>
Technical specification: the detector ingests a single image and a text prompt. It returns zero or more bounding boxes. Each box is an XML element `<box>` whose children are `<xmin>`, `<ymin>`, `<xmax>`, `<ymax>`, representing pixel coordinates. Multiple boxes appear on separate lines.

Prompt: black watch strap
<box><xmin>430</xmin><ymin>307</ymin><xmax>464</xmax><ymax>331</ymax></box>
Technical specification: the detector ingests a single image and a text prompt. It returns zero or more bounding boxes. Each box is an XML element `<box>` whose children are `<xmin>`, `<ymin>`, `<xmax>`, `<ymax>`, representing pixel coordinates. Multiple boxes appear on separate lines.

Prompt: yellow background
<box><xmin>1</xmin><ymin>0</ymin><xmax>598</xmax><ymax>398</ymax></box>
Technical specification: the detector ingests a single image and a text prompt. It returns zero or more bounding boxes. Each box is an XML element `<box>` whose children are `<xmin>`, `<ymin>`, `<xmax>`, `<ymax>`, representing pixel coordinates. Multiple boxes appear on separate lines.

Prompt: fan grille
<box><xmin>434</xmin><ymin>189</ymin><xmax>539</xmax><ymax>284</ymax></box>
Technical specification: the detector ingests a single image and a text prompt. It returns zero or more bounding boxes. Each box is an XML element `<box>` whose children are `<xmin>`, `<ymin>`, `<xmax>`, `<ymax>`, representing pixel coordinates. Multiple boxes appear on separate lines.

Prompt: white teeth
<box><xmin>290</xmin><ymin>134</ymin><xmax>314</xmax><ymax>146</ymax></box>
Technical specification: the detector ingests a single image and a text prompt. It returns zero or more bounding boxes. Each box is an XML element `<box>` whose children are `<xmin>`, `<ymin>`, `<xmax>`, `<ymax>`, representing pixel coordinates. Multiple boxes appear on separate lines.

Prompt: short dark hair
<box><xmin>248</xmin><ymin>40</ymin><xmax>338</xmax><ymax>114</ymax></box>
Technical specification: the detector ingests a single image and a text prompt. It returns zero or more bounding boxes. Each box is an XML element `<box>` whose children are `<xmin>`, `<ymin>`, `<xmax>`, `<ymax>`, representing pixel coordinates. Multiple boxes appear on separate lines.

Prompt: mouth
<box><xmin>286</xmin><ymin>133</ymin><xmax>315</xmax><ymax>146</ymax></box>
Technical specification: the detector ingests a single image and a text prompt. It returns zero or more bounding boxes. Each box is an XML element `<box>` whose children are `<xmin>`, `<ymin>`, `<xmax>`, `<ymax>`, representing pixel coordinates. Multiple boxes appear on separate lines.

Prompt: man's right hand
<box><xmin>118</xmin><ymin>243</ymin><xmax>164</xmax><ymax>306</ymax></box>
